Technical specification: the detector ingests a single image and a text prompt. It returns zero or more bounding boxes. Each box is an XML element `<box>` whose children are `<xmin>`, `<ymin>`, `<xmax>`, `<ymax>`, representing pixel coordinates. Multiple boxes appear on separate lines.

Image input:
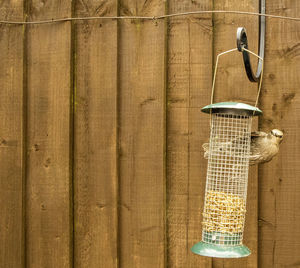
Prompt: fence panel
<box><xmin>25</xmin><ymin>1</ymin><xmax>72</xmax><ymax>267</ymax></box>
<box><xmin>118</xmin><ymin>0</ymin><xmax>167</xmax><ymax>267</ymax></box>
<box><xmin>258</xmin><ymin>1</ymin><xmax>300</xmax><ymax>267</ymax></box>
<box><xmin>0</xmin><ymin>1</ymin><xmax>24</xmax><ymax>267</ymax></box>
<box><xmin>167</xmin><ymin>0</ymin><xmax>213</xmax><ymax>267</ymax></box>
<box><xmin>73</xmin><ymin>0</ymin><xmax>119</xmax><ymax>267</ymax></box>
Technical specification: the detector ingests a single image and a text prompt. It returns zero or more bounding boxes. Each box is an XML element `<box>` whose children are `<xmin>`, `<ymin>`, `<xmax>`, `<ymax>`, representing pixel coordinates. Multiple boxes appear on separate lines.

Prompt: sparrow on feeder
<box><xmin>248</xmin><ymin>129</ymin><xmax>283</xmax><ymax>165</ymax></box>
<box><xmin>202</xmin><ymin>129</ymin><xmax>283</xmax><ymax>165</ymax></box>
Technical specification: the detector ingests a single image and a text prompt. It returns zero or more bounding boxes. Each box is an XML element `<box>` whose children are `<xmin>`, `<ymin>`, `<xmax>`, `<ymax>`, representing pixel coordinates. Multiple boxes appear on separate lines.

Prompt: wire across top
<box><xmin>1</xmin><ymin>10</ymin><xmax>300</xmax><ymax>25</ymax></box>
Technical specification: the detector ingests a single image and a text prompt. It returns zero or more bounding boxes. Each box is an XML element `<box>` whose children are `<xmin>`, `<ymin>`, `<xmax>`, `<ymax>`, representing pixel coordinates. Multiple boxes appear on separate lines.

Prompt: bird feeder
<box><xmin>191</xmin><ymin>102</ymin><xmax>262</xmax><ymax>258</ymax></box>
<box><xmin>191</xmin><ymin>23</ymin><xmax>265</xmax><ymax>258</ymax></box>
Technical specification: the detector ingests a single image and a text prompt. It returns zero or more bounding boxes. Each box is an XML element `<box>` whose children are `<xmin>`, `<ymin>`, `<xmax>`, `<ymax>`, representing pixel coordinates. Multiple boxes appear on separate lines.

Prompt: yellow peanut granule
<box><xmin>202</xmin><ymin>190</ymin><xmax>246</xmax><ymax>234</ymax></box>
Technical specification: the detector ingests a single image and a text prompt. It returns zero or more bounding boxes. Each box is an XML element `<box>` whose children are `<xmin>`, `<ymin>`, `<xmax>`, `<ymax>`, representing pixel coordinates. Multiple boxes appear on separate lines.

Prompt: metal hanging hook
<box><xmin>237</xmin><ymin>0</ymin><xmax>265</xmax><ymax>82</ymax></box>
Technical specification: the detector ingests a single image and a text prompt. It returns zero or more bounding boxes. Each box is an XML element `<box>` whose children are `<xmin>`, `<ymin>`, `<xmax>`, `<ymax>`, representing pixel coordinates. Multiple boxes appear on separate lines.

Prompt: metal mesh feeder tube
<box><xmin>191</xmin><ymin>102</ymin><xmax>262</xmax><ymax>258</ymax></box>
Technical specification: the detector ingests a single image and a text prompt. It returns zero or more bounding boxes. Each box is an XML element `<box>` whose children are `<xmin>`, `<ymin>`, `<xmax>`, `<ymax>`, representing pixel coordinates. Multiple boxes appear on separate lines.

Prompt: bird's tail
<box><xmin>202</xmin><ymin>143</ymin><xmax>209</xmax><ymax>159</ymax></box>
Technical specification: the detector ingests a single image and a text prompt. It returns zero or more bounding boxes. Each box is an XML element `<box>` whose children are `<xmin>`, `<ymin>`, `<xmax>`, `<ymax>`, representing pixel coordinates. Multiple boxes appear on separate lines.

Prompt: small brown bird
<box><xmin>248</xmin><ymin>129</ymin><xmax>283</xmax><ymax>165</ymax></box>
<box><xmin>203</xmin><ymin>129</ymin><xmax>284</xmax><ymax>165</ymax></box>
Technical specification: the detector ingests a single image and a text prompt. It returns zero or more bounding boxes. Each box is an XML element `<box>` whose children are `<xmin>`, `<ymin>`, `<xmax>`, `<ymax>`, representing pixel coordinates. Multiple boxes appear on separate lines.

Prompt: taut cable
<box><xmin>1</xmin><ymin>10</ymin><xmax>300</xmax><ymax>25</ymax></box>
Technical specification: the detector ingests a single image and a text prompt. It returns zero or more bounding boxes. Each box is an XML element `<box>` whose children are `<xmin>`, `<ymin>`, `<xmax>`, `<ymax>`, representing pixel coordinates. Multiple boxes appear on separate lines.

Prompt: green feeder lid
<box><xmin>201</xmin><ymin>102</ymin><xmax>262</xmax><ymax>116</ymax></box>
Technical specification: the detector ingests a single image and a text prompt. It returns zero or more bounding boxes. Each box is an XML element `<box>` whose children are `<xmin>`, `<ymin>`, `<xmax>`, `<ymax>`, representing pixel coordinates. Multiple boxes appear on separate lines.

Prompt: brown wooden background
<box><xmin>0</xmin><ymin>0</ymin><xmax>299</xmax><ymax>267</ymax></box>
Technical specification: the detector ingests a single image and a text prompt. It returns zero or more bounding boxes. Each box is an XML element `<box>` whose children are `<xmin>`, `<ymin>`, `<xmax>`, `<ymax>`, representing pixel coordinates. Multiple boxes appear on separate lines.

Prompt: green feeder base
<box><xmin>191</xmin><ymin>241</ymin><xmax>251</xmax><ymax>258</ymax></box>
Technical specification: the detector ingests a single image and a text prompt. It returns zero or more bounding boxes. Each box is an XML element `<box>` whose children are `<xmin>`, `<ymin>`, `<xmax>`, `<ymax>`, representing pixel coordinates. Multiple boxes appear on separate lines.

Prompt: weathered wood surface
<box><xmin>167</xmin><ymin>0</ymin><xmax>212</xmax><ymax>267</ymax></box>
<box><xmin>258</xmin><ymin>1</ymin><xmax>300</xmax><ymax>267</ymax></box>
<box><xmin>118</xmin><ymin>0</ymin><xmax>166</xmax><ymax>267</ymax></box>
<box><xmin>0</xmin><ymin>1</ymin><xmax>24</xmax><ymax>267</ymax></box>
<box><xmin>73</xmin><ymin>1</ymin><xmax>118</xmax><ymax>267</ymax></box>
<box><xmin>25</xmin><ymin>1</ymin><xmax>72</xmax><ymax>267</ymax></box>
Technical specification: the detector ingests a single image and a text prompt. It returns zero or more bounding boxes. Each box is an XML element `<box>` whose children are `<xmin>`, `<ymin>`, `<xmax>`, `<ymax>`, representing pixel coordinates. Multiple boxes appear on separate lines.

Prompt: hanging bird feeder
<box><xmin>192</xmin><ymin>102</ymin><xmax>262</xmax><ymax>258</ymax></box>
<box><xmin>191</xmin><ymin>13</ymin><xmax>266</xmax><ymax>258</ymax></box>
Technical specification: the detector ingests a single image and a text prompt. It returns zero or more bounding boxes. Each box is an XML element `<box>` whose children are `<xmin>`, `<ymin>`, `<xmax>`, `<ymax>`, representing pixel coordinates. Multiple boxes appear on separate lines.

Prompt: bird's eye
<box><xmin>271</xmin><ymin>130</ymin><xmax>283</xmax><ymax>138</ymax></box>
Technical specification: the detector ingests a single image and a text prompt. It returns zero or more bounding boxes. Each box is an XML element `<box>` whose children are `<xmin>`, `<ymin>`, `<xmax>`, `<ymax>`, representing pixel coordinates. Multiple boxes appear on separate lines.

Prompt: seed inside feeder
<box><xmin>202</xmin><ymin>190</ymin><xmax>246</xmax><ymax>234</ymax></box>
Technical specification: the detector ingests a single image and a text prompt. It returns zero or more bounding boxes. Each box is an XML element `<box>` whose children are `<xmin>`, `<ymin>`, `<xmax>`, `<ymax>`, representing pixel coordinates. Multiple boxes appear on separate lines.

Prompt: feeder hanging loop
<box><xmin>237</xmin><ymin>0</ymin><xmax>265</xmax><ymax>82</ymax></box>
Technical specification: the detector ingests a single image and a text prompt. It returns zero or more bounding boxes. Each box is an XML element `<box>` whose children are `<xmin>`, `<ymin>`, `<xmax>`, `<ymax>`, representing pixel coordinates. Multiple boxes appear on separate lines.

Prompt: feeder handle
<box><xmin>210</xmin><ymin>47</ymin><xmax>263</xmax><ymax>108</ymax></box>
<box><xmin>211</xmin><ymin>30</ymin><xmax>264</xmax><ymax>107</ymax></box>
<box><xmin>237</xmin><ymin>0</ymin><xmax>265</xmax><ymax>82</ymax></box>
<box><xmin>211</xmin><ymin>48</ymin><xmax>238</xmax><ymax>105</ymax></box>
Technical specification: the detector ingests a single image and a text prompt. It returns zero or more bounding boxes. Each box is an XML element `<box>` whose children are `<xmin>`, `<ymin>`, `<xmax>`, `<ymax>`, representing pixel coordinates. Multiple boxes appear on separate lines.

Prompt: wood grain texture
<box><xmin>118</xmin><ymin>0</ymin><xmax>166</xmax><ymax>267</ymax></box>
<box><xmin>0</xmin><ymin>2</ymin><xmax>24</xmax><ymax>267</ymax></box>
<box><xmin>25</xmin><ymin>1</ymin><xmax>72</xmax><ymax>267</ymax></box>
<box><xmin>167</xmin><ymin>0</ymin><xmax>212</xmax><ymax>267</ymax></box>
<box><xmin>73</xmin><ymin>0</ymin><xmax>118</xmax><ymax>267</ymax></box>
<box><xmin>212</xmin><ymin>0</ymin><xmax>259</xmax><ymax>267</ymax></box>
<box><xmin>258</xmin><ymin>1</ymin><xmax>300</xmax><ymax>267</ymax></box>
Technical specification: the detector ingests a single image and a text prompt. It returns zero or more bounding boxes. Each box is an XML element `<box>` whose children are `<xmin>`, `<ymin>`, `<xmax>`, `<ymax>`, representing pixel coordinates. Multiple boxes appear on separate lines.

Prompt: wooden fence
<box><xmin>0</xmin><ymin>0</ymin><xmax>299</xmax><ymax>267</ymax></box>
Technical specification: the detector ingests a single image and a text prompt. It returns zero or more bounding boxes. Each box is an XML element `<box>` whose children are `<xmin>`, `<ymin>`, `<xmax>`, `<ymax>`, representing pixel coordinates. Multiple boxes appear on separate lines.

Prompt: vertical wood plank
<box><xmin>212</xmin><ymin>1</ymin><xmax>259</xmax><ymax>267</ymax></box>
<box><xmin>118</xmin><ymin>1</ymin><xmax>166</xmax><ymax>267</ymax></box>
<box><xmin>167</xmin><ymin>1</ymin><xmax>212</xmax><ymax>267</ymax></box>
<box><xmin>258</xmin><ymin>1</ymin><xmax>300</xmax><ymax>267</ymax></box>
<box><xmin>25</xmin><ymin>1</ymin><xmax>72</xmax><ymax>267</ymax></box>
<box><xmin>73</xmin><ymin>0</ymin><xmax>118</xmax><ymax>267</ymax></box>
<box><xmin>0</xmin><ymin>2</ymin><xmax>24</xmax><ymax>267</ymax></box>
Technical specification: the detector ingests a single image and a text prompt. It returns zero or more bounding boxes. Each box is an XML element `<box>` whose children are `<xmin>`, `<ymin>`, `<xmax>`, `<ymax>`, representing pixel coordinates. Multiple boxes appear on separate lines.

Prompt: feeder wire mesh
<box><xmin>202</xmin><ymin>113</ymin><xmax>252</xmax><ymax>246</ymax></box>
